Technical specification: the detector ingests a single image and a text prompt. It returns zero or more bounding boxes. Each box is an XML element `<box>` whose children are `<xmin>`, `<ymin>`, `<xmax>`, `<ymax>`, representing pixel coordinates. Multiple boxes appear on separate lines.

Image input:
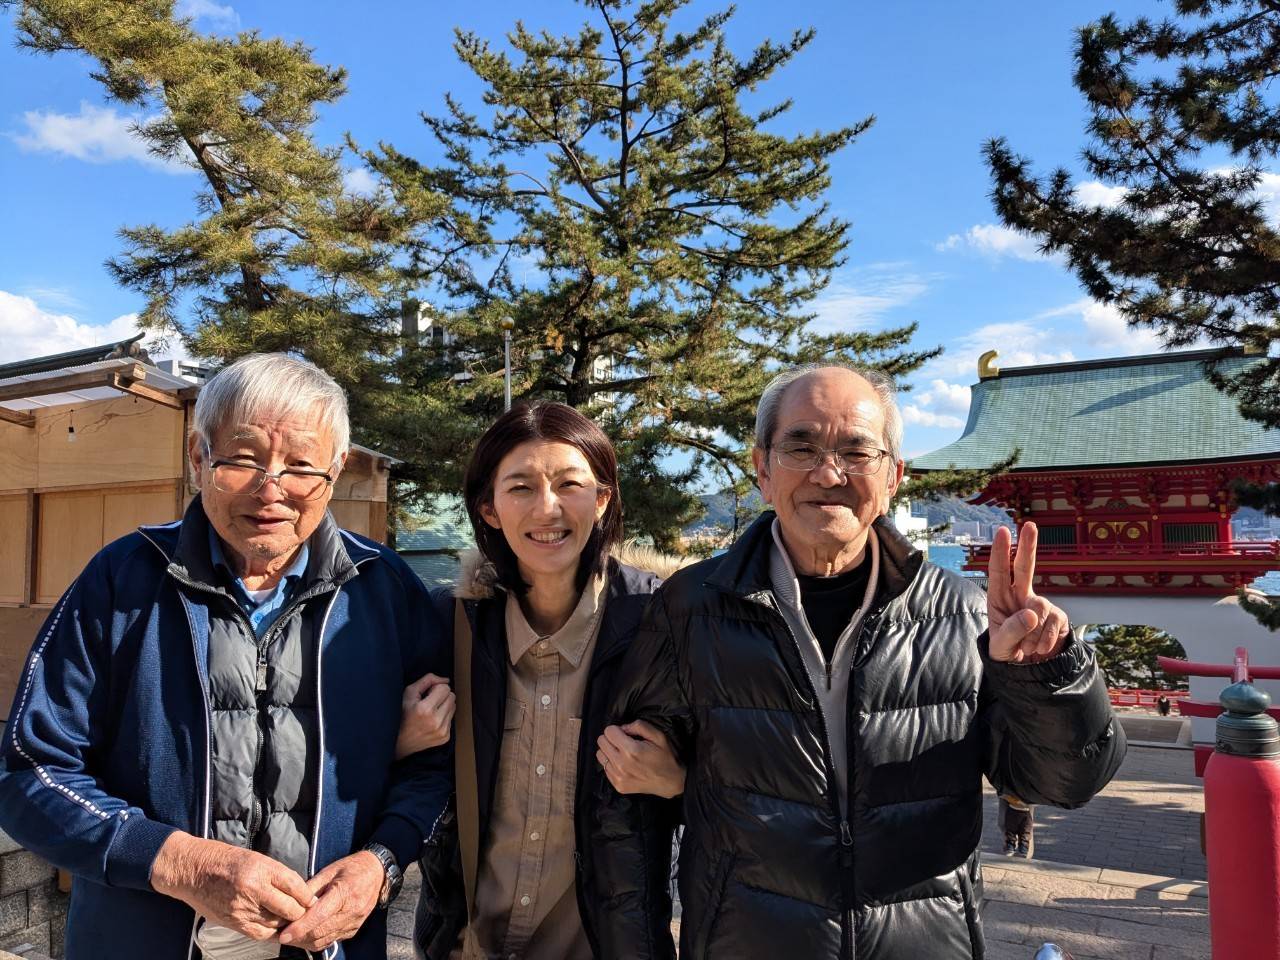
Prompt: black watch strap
<box><xmin>362</xmin><ymin>841</ymin><xmax>404</xmax><ymax>908</ymax></box>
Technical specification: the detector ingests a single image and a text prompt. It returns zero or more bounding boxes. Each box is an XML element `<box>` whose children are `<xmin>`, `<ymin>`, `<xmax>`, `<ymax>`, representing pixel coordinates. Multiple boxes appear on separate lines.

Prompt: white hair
<box><xmin>192</xmin><ymin>353</ymin><xmax>350</xmax><ymax>462</ymax></box>
<box><xmin>754</xmin><ymin>363</ymin><xmax>903</xmax><ymax>462</ymax></box>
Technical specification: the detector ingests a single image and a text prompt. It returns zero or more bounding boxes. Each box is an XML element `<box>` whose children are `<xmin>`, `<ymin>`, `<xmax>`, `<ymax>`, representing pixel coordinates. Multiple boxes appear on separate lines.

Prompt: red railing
<box><xmin>1158</xmin><ymin>647</ymin><xmax>1280</xmax><ymax>775</ymax></box>
<box><xmin>966</xmin><ymin>541</ymin><xmax>1280</xmax><ymax>561</ymax></box>
<box><xmin>1107</xmin><ymin>688</ymin><xmax>1191</xmax><ymax>708</ymax></box>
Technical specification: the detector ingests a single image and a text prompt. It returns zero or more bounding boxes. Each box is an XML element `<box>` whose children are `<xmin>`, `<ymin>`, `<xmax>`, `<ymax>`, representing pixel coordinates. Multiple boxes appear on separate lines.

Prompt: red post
<box><xmin>1203</xmin><ymin>678</ymin><xmax>1280</xmax><ymax>958</ymax></box>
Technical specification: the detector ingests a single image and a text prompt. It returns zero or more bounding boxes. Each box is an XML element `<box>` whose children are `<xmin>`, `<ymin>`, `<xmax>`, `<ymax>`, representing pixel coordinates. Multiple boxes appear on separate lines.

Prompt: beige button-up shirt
<box><xmin>455</xmin><ymin>574</ymin><xmax>607</xmax><ymax>960</ymax></box>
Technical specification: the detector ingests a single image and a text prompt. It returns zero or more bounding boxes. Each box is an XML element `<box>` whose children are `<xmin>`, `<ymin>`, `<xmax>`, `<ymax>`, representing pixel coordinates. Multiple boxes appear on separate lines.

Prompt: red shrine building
<box><xmin>911</xmin><ymin>347</ymin><xmax>1280</xmax><ymax>596</ymax></box>
<box><xmin>911</xmin><ymin>346</ymin><xmax>1280</xmax><ymax>745</ymax></box>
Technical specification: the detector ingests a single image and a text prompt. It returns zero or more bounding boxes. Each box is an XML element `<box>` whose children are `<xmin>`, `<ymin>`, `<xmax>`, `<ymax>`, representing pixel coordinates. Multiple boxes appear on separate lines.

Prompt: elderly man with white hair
<box><xmin>591</xmin><ymin>364</ymin><xmax>1125</xmax><ymax>960</ymax></box>
<box><xmin>0</xmin><ymin>354</ymin><xmax>452</xmax><ymax>960</ymax></box>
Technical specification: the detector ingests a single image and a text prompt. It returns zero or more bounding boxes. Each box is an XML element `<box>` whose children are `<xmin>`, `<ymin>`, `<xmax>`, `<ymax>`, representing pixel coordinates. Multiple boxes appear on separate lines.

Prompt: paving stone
<box><xmin>387</xmin><ymin>907</ymin><xmax>414</xmax><ymax>939</ymax></box>
<box><xmin>1095</xmin><ymin>916</ymin><xmax>1209</xmax><ymax>951</ymax></box>
<box><xmin>23</xmin><ymin>884</ymin><xmax>66</xmax><ymax>927</ymax></box>
<box><xmin>0</xmin><ymin>921</ymin><xmax>50</xmax><ymax>956</ymax></box>
<box><xmin>0</xmin><ymin>856</ymin><xmax>52</xmax><ymax>900</ymax></box>
<box><xmin>0</xmin><ymin>895</ymin><xmax>26</xmax><ymax>938</ymax></box>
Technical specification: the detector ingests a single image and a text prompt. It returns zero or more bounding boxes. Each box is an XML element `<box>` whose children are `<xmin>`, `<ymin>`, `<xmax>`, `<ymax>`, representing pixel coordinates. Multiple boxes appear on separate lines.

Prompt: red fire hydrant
<box><xmin>1204</xmin><ymin>678</ymin><xmax>1280</xmax><ymax>958</ymax></box>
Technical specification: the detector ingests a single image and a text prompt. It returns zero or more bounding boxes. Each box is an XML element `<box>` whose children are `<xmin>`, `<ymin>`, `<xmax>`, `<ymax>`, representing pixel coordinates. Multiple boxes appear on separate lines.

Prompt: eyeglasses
<box><xmin>207</xmin><ymin>458</ymin><xmax>336</xmax><ymax>501</ymax></box>
<box><xmin>771</xmin><ymin>442</ymin><xmax>892</xmax><ymax>475</ymax></box>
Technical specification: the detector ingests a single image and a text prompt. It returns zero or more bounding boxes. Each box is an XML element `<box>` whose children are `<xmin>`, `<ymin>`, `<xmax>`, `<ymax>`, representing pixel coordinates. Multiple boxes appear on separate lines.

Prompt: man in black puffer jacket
<box><xmin>590</xmin><ymin>365</ymin><xmax>1125</xmax><ymax>960</ymax></box>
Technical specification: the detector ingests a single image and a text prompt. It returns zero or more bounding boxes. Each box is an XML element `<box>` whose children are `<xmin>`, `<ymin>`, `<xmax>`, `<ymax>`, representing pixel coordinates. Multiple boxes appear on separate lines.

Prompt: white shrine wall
<box><xmin>1053</xmin><ymin>593</ymin><xmax>1280</xmax><ymax>744</ymax></box>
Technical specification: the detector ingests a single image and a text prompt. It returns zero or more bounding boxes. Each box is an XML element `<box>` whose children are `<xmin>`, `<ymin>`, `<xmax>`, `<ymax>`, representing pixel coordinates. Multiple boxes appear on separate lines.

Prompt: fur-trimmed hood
<box><xmin>452</xmin><ymin>540</ymin><xmax>690</xmax><ymax>600</ymax></box>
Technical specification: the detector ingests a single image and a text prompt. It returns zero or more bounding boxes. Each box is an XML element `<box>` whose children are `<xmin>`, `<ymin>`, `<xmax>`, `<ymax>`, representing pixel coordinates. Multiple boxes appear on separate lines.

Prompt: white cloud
<box><xmin>924</xmin><ymin>321</ymin><xmax>1075</xmax><ymax>379</ymax></box>
<box><xmin>901</xmin><ymin>404</ymin><xmax>965</xmax><ymax>429</ymax></box>
<box><xmin>14</xmin><ymin>102</ymin><xmax>191</xmax><ymax>174</ymax></box>
<box><xmin>342</xmin><ymin>166</ymin><xmax>380</xmax><ymax>197</ymax></box>
<box><xmin>0</xmin><ymin>290</ymin><xmax>189</xmax><ymax>366</ymax></box>
<box><xmin>1073</xmin><ymin>180</ymin><xmax>1127</xmax><ymax>208</ymax></box>
<box><xmin>808</xmin><ymin>265</ymin><xmax>935</xmax><ymax>334</ymax></box>
<box><xmin>935</xmin><ymin>223</ymin><xmax>1050</xmax><ymax>262</ymax></box>
<box><xmin>914</xmin><ymin>378</ymin><xmax>971</xmax><ymax>415</ymax></box>
<box><xmin>174</xmin><ymin>0</ymin><xmax>240</xmax><ymax>27</ymax></box>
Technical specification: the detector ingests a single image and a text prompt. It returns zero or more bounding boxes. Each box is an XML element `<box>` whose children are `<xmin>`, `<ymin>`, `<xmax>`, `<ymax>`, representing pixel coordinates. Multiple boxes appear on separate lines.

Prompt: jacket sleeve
<box><xmin>0</xmin><ymin>557</ymin><xmax>180</xmax><ymax>890</ymax></box>
<box><xmin>587</xmin><ymin>588</ymin><xmax>686</xmax><ymax>960</ymax></box>
<box><xmin>366</xmin><ymin>573</ymin><xmax>455</xmax><ymax>871</ymax></box>
<box><xmin>981</xmin><ymin>630</ymin><xmax>1127</xmax><ymax>808</ymax></box>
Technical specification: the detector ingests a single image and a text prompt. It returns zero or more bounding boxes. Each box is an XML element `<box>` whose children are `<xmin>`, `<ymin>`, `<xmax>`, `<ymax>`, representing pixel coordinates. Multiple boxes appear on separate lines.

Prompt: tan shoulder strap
<box><xmin>453</xmin><ymin>598</ymin><xmax>481</xmax><ymax>921</ymax></box>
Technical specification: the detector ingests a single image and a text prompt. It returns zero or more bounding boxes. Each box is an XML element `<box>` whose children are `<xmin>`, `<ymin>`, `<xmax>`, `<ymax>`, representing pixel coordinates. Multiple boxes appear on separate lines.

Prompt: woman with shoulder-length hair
<box><xmin>399</xmin><ymin>401</ymin><xmax>684</xmax><ymax>960</ymax></box>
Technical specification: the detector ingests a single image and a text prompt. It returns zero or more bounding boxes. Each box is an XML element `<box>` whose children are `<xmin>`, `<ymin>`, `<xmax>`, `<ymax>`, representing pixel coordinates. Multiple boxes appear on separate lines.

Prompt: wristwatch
<box><xmin>362</xmin><ymin>842</ymin><xmax>404</xmax><ymax>908</ymax></box>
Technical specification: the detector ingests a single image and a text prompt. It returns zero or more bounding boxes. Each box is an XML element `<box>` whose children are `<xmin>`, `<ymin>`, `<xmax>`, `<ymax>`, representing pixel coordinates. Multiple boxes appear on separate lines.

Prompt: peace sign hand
<box><xmin>986</xmin><ymin>522</ymin><xmax>1070</xmax><ymax>663</ymax></box>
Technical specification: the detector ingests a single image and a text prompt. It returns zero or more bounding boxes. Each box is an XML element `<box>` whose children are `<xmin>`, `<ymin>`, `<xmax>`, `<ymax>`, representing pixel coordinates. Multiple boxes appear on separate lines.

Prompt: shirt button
<box><xmin>519</xmin><ymin>895</ymin><xmax>531</xmax><ymax>907</ymax></box>
<box><xmin>538</xmin><ymin>641</ymin><xmax>548</xmax><ymax>652</ymax></box>
<box><xmin>540</xmin><ymin>694</ymin><xmax>552</xmax><ymax>707</ymax></box>
<box><xmin>530</xmin><ymin>831</ymin><xmax>540</xmax><ymax>841</ymax></box>
<box><xmin>536</xmin><ymin>764</ymin><xmax>547</xmax><ymax>776</ymax></box>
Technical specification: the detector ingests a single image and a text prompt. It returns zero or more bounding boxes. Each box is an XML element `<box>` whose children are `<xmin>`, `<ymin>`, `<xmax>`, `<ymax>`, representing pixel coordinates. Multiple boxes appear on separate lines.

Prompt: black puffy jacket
<box><xmin>592</xmin><ymin>512</ymin><xmax>1125</xmax><ymax>960</ymax></box>
<box><xmin>413</xmin><ymin>552</ymin><xmax>680</xmax><ymax>959</ymax></box>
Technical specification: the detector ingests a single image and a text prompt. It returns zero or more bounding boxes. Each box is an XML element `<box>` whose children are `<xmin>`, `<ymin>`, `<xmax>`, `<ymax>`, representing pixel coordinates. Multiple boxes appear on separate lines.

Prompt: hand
<box><xmin>395</xmin><ymin>672</ymin><xmax>455</xmax><ymax>760</ymax></box>
<box><xmin>278</xmin><ymin>851</ymin><xmax>384</xmax><ymax>952</ymax></box>
<box><xmin>987</xmin><ymin>522</ymin><xmax>1070</xmax><ymax>664</ymax></box>
<box><xmin>597</xmin><ymin>720</ymin><xmax>686</xmax><ymax>799</ymax></box>
<box><xmin>150</xmin><ymin>833</ymin><xmax>316</xmax><ymax>941</ymax></box>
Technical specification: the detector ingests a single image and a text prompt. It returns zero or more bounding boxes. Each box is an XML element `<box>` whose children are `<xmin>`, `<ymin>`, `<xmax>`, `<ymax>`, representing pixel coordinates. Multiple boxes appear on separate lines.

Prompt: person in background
<box><xmin>1000</xmin><ymin>794</ymin><xmax>1036</xmax><ymax>859</ymax></box>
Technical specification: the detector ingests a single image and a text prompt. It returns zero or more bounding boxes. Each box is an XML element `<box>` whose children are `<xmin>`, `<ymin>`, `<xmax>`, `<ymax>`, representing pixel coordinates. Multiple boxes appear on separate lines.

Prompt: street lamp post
<box><xmin>500</xmin><ymin>316</ymin><xmax>515</xmax><ymax>411</ymax></box>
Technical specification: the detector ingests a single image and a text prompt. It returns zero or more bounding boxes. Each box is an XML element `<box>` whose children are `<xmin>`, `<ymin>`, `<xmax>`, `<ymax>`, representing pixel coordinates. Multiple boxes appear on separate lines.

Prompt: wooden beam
<box><xmin>109</xmin><ymin>373</ymin><xmax>187</xmax><ymax>410</ymax></box>
<box><xmin>0</xmin><ymin>363</ymin><xmax>145</xmax><ymax>404</ymax></box>
<box><xmin>0</xmin><ymin>407</ymin><xmax>34</xmax><ymax>428</ymax></box>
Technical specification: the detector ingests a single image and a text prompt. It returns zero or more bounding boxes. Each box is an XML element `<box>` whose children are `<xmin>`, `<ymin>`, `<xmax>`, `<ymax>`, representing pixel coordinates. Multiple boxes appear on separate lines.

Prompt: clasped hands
<box><xmin>151</xmin><ymin>833</ymin><xmax>383</xmax><ymax>952</ymax></box>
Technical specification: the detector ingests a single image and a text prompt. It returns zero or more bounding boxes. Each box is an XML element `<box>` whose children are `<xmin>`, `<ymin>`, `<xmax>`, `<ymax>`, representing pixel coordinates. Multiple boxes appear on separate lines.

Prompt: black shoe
<box><xmin>1017</xmin><ymin>834</ymin><xmax>1033</xmax><ymax>859</ymax></box>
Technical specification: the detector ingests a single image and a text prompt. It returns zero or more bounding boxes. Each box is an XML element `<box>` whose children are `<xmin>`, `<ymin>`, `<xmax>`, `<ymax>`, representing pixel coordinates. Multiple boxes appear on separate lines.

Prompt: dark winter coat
<box><xmin>0</xmin><ymin>498</ymin><xmax>453</xmax><ymax>960</ymax></box>
<box><xmin>413</xmin><ymin>547</ymin><xmax>684</xmax><ymax>960</ymax></box>
<box><xmin>592</xmin><ymin>512</ymin><xmax>1125</xmax><ymax>960</ymax></box>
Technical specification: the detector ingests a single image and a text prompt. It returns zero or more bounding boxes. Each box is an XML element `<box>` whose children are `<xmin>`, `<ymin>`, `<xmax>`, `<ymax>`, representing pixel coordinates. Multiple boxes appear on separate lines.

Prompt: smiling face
<box><xmin>188</xmin><ymin>412</ymin><xmax>344</xmax><ymax>574</ymax></box>
<box><xmin>479</xmin><ymin>440</ymin><xmax>611</xmax><ymax>588</ymax></box>
<box><xmin>752</xmin><ymin>368</ymin><xmax>905</xmax><ymax>576</ymax></box>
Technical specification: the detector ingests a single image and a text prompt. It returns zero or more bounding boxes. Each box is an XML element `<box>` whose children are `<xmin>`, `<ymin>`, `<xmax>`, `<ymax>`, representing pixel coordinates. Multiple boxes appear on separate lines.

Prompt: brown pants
<box><xmin>1000</xmin><ymin>796</ymin><xmax>1034</xmax><ymax>837</ymax></box>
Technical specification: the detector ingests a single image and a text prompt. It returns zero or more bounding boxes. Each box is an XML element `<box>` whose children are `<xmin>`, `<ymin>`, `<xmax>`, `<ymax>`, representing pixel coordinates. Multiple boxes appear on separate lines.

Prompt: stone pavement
<box><xmin>981</xmin><ymin>855</ymin><xmax>1208</xmax><ymax>960</ymax></box>
<box><xmin>983</xmin><ymin>744</ymin><xmax>1207</xmax><ymax>881</ymax></box>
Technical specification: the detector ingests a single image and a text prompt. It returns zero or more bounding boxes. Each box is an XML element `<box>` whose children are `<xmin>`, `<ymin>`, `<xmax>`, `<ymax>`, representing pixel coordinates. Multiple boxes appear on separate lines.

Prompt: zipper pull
<box><xmin>839</xmin><ymin>820</ymin><xmax>854</xmax><ymax>867</ymax></box>
<box><xmin>255</xmin><ymin>660</ymin><xmax>268</xmax><ymax>692</ymax></box>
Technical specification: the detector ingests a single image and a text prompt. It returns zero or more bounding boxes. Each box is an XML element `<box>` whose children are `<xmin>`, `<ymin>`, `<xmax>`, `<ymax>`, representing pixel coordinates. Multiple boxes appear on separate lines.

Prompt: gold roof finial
<box><xmin>978</xmin><ymin>350</ymin><xmax>1000</xmax><ymax>380</ymax></box>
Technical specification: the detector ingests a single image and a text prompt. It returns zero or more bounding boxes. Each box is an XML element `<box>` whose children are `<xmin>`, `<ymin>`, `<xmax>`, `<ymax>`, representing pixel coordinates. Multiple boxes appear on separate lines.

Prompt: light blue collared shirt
<box><xmin>208</xmin><ymin>527</ymin><xmax>310</xmax><ymax>637</ymax></box>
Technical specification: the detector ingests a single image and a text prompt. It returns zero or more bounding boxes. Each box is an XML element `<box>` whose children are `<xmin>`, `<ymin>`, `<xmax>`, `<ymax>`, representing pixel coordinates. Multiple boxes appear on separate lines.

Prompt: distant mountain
<box><xmin>682</xmin><ymin>490</ymin><xmax>1012</xmax><ymax>536</ymax></box>
<box><xmin>686</xmin><ymin>489</ymin><xmax>765</xmax><ymax>534</ymax></box>
<box><xmin>911</xmin><ymin>495</ymin><xmax>1013</xmax><ymax>530</ymax></box>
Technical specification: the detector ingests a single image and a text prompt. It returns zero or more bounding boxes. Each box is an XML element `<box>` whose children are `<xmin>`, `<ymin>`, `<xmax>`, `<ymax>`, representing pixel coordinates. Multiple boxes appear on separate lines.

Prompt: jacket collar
<box><xmin>139</xmin><ymin>495</ymin><xmax>376</xmax><ymax>594</ymax></box>
<box><xmin>707</xmin><ymin>509</ymin><xmax>925</xmax><ymax>607</ymax></box>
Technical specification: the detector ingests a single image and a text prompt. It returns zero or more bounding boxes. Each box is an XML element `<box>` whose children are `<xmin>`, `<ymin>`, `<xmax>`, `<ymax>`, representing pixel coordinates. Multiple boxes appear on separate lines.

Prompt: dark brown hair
<box><xmin>464</xmin><ymin>401</ymin><xmax>623</xmax><ymax>595</ymax></box>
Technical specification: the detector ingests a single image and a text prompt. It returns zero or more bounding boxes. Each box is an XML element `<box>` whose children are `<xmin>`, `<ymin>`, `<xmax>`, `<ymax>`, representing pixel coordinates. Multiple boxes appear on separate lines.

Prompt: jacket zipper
<box><xmin>245</xmin><ymin>603</ymin><xmax>306</xmax><ymax>852</ymax></box>
<box><xmin>761</xmin><ymin>597</ymin><xmax>854</xmax><ymax>957</ymax></box>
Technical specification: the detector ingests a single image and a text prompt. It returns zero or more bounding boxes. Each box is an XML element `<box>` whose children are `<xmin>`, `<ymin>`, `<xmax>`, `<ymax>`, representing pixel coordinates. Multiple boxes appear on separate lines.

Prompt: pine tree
<box><xmin>11</xmin><ymin>0</ymin><xmax>995</xmax><ymax>547</ymax></box>
<box><xmin>4</xmin><ymin>0</ymin><xmax>453</xmax><ymax>488</ymax></box>
<box><xmin>983</xmin><ymin>0</ymin><xmax>1280</xmax><ymax>625</ymax></box>
<box><xmin>1090</xmin><ymin>624</ymin><xmax>1188</xmax><ymax>690</ymax></box>
<box><xmin>362</xmin><ymin>0</ymin><xmax>951</xmax><ymax>548</ymax></box>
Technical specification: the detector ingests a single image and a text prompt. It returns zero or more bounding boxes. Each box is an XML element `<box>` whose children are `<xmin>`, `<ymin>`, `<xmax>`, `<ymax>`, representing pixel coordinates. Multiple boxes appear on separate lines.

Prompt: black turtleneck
<box><xmin>796</xmin><ymin>554</ymin><xmax>872</xmax><ymax>661</ymax></box>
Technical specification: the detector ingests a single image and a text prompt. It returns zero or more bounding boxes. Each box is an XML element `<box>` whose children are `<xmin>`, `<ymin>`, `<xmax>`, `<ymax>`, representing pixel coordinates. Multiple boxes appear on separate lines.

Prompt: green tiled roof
<box><xmin>910</xmin><ymin>348</ymin><xmax>1280</xmax><ymax>472</ymax></box>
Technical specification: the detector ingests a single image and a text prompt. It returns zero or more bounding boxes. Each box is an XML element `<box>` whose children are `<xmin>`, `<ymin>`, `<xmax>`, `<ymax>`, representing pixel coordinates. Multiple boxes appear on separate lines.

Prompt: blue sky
<box><xmin>0</xmin><ymin>0</ymin><xmax>1199</xmax><ymax>460</ymax></box>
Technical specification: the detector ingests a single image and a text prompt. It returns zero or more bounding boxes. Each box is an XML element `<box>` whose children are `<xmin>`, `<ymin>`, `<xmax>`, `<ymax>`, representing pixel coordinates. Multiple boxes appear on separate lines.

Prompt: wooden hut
<box><xmin>0</xmin><ymin>336</ymin><xmax>395</xmax><ymax>716</ymax></box>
